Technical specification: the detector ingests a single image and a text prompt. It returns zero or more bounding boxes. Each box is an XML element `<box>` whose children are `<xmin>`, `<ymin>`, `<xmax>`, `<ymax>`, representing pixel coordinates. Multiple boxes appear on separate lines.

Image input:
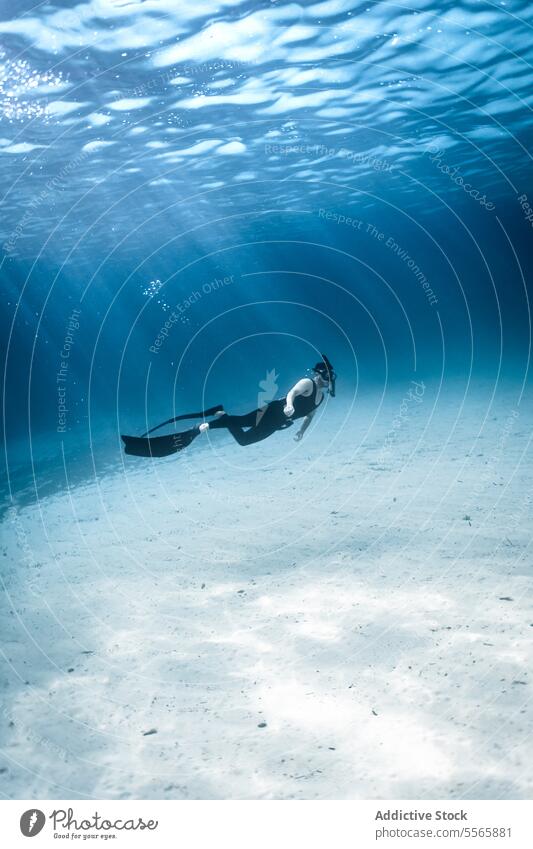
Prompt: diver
<box><xmin>121</xmin><ymin>354</ymin><xmax>336</xmax><ymax>458</ymax></box>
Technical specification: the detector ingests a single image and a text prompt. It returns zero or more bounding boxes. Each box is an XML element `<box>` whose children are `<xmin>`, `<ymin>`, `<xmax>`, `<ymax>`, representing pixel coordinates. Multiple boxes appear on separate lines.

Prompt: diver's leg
<box><xmin>208</xmin><ymin>404</ymin><xmax>283</xmax><ymax>446</ymax></box>
<box><xmin>224</xmin><ymin>418</ymin><xmax>278</xmax><ymax>446</ymax></box>
<box><xmin>207</xmin><ymin>412</ymin><xmax>261</xmax><ymax>445</ymax></box>
<box><xmin>208</xmin><ymin>409</ymin><xmax>259</xmax><ymax>430</ymax></box>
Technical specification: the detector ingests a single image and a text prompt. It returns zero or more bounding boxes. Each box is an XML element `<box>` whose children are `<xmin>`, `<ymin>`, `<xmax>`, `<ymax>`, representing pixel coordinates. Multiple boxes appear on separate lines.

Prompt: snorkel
<box><xmin>312</xmin><ymin>353</ymin><xmax>336</xmax><ymax>397</ymax></box>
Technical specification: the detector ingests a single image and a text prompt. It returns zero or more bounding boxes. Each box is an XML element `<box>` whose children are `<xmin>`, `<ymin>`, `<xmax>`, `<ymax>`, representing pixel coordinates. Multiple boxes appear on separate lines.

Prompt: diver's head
<box><xmin>312</xmin><ymin>354</ymin><xmax>336</xmax><ymax>397</ymax></box>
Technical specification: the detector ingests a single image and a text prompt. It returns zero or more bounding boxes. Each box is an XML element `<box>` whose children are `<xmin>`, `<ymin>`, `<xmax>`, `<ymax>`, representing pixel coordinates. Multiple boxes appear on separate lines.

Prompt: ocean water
<box><xmin>1</xmin><ymin>0</ymin><xmax>532</xmax><ymax>506</ymax></box>
<box><xmin>1</xmin><ymin>1</ymin><xmax>532</xmax><ymax>801</ymax></box>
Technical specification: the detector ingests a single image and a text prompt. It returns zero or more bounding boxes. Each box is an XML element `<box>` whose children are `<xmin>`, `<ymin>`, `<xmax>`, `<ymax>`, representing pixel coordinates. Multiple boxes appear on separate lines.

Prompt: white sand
<box><xmin>1</xmin><ymin>383</ymin><xmax>532</xmax><ymax>799</ymax></box>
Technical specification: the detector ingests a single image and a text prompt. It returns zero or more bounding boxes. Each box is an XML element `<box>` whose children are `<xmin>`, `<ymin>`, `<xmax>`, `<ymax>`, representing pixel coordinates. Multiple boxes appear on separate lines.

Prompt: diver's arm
<box><xmin>283</xmin><ymin>378</ymin><xmax>314</xmax><ymax>417</ymax></box>
<box><xmin>294</xmin><ymin>411</ymin><xmax>314</xmax><ymax>441</ymax></box>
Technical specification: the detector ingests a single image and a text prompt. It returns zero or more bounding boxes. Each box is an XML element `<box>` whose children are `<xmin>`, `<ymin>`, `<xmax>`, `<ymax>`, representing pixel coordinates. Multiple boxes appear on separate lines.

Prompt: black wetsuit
<box><xmin>209</xmin><ymin>378</ymin><xmax>323</xmax><ymax>446</ymax></box>
<box><xmin>122</xmin><ymin>380</ymin><xmax>324</xmax><ymax>457</ymax></box>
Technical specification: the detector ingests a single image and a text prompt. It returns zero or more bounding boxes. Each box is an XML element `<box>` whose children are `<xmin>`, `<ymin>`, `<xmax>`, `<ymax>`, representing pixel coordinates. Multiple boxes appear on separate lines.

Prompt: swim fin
<box><xmin>121</xmin><ymin>403</ymin><xmax>224</xmax><ymax>458</ymax></box>
<box><xmin>121</xmin><ymin>427</ymin><xmax>200</xmax><ymax>458</ymax></box>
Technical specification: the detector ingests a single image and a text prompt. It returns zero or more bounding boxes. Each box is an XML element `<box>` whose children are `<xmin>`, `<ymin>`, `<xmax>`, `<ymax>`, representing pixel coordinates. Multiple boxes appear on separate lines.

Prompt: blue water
<box><xmin>1</xmin><ymin>0</ymin><xmax>532</xmax><ymax>506</ymax></box>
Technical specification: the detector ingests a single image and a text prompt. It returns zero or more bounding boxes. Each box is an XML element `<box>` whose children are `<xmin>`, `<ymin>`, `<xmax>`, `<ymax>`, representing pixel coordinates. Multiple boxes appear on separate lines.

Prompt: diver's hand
<box><xmin>283</xmin><ymin>404</ymin><xmax>295</xmax><ymax>417</ymax></box>
<box><xmin>294</xmin><ymin>431</ymin><xmax>303</xmax><ymax>442</ymax></box>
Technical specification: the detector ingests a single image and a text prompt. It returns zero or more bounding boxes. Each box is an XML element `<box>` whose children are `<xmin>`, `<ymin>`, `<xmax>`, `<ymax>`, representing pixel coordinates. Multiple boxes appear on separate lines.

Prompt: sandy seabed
<box><xmin>1</xmin><ymin>382</ymin><xmax>532</xmax><ymax>799</ymax></box>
